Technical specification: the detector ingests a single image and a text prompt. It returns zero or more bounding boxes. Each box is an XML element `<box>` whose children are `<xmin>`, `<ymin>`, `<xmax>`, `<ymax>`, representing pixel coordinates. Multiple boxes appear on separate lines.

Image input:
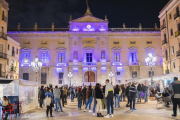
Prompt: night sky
<box><xmin>6</xmin><ymin>0</ymin><xmax>169</xmax><ymax>29</ymax></box>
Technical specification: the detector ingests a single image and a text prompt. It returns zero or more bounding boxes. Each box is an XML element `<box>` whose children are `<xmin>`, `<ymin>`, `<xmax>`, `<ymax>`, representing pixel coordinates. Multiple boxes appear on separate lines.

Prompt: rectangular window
<box><xmin>8</xmin><ymin>44</ymin><xmax>9</xmax><ymax>50</ymax></box>
<box><xmin>146</xmin><ymin>41</ymin><xmax>152</xmax><ymax>44</ymax></box>
<box><xmin>2</xmin><ymin>11</ymin><xmax>4</xmax><ymax>20</ymax></box>
<box><xmin>132</xmin><ymin>72</ymin><xmax>137</xmax><ymax>78</ymax></box>
<box><xmin>23</xmin><ymin>73</ymin><xmax>29</xmax><ymax>80</ymax></box>
<box><xmin>130</xmin><ymin>52</ymin><xmax>137</xmax><ymax>62</ymax></box>
<box><xmin>86</xmin><ymin>53</ymin><xmax>92</xmax><ymax>62</ymax></box>
<box><xmin>23</xmin><ymin>53</ymin><xmax>30</xmax><ymax>63</ymax></box>
<box><xmin>41</xmin><ymin>53</ymin><xmax>48</xmax><ymax>63</ymax></box>
<box><xmin>148</xmin><ymin>71</ymin><xmax>154</xmax><ymax>77</ymax></box>
<box><xmin>16</xmin><ymin>49</ymin><xmax>18</xmax><ymax>54</ymax></box>
<box><xmin>169</xmin><ymin>14</ymin><xmax>172</xmax><ymax>20</ymax></box>
<box><xmin>173</xmin><ymin>62</ymin><xmax>176</xmax><ymax>68</ymax></box>
<box><xmin>163</xmin><ymin>19</ymin><xmax>165</xmax><ymax>23</ymax></box>
<box><xmin>12</xmin><ymin>47</ymin><xmax>15</xmax><ymax>56</ymax></box>
<box><xmin>171</xmin><ymin>29</ymin><xmax>173</xmax><ymax>36</ymax></box>
<box><xmin>116</xmin><ymin>72</ymin><xmax>120</xmax><ymax>75</ymax></box>
<box><xmin>114</xmin><ymin>53</ymin><xmax>120</xmax><ymax>62</ymax></box>
<box><xmin>130</xmin><ymin>41</ymin><xmax>136</xmax><ymax>44</ymax></box>
<box><xmin>164</xmin><ymin>33</ymin><xmax>167</xmax><ymax>41</ymax></box>
<box><xmin>7</xmin><ymin>58</ymin><xmax>9</xmax><ymax>65</ymax></box>
<box><xmin>101</xmin><ymin>50</ymin><xmax>105</xmax><ymax>59</ymax></box>
<box><xmin>113</xmin><ymin>42</ymin><xmax>119</xmax><ymax>44</ymax></box>
<box><xmin>165</xmin><ymin>50</ymin><xmax>168</xmax><ymax>61</ymax></box>
<box><xmin>172</xmin><ymin>46</ymin><xmax>175</xmax><ymax>54</ymax></box>
<box><xmin>58</xmin><ymin>53</ymin><xmax>65</xmax><ymax>63</ymax></box>
<box><xmin>59</xmin><ymin>73</ymin><xmax>64</xmax><ymax>84</ymax></box>
<box><xmin>41</xmin><ymin>73</ymin><xmax>47</xmax><ymax>84</ymax></box>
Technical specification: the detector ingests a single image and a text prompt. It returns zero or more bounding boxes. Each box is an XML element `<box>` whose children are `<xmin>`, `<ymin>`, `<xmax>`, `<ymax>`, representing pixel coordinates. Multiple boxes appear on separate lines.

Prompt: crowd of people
<box><xmin>38</xmin><ymin>77</ymin><xmax>180</xmax><ymax>118</ymax></box>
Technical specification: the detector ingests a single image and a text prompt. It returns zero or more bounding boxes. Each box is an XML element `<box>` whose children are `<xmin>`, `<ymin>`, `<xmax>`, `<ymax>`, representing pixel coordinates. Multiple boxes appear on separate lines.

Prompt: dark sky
<box><xmin>6</xmin><ymin>0</ymin><xmax>169</xmax><ymax>28</ymax></box>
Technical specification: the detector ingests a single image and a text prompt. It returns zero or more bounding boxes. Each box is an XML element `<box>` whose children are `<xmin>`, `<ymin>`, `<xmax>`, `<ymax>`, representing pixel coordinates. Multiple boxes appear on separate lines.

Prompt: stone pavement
<box><xmin>16</xmin><ymin>98</ymin><xmax>179</xmax><ymax>120</ymax></box>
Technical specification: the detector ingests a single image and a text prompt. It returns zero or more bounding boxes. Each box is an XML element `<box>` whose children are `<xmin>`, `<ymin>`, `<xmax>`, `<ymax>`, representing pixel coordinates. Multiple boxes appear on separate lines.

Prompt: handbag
<box><xmin>45</xmin><ymin>96</ymin><xmax>51</xmax><ymax>106</ymax></box>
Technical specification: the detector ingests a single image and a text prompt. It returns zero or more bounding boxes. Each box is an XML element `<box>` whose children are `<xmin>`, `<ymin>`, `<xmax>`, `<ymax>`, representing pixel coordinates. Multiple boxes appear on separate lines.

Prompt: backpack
<box><xmin>45</xmin><ymin>96</ymin><xmax>51</xmax><ymax>106</ymax></box>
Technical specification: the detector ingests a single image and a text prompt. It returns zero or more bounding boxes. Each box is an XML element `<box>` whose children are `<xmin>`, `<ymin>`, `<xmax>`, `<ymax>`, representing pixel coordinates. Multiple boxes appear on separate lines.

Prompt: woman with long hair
<box><xmin>84</xmin><ymin>86</ymin><xmax>93</xmax><ymax>112</ymax></box>
<box><xmin>95</xmin><ymin>83</ymin><xmax>104</xmax><ymax>117</ymax></box>
<box><xmin>77</xmin><ymin>87</ymin><xmax>83</xmax><ymax>110</ymax></box>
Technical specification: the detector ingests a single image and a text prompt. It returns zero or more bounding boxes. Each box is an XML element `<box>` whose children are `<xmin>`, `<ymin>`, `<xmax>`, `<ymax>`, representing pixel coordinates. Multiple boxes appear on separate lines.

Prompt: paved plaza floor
<box><xmin>16</xmin><ymin>98</ymin><xmax>180</xmax><ymax>120</ymax></box>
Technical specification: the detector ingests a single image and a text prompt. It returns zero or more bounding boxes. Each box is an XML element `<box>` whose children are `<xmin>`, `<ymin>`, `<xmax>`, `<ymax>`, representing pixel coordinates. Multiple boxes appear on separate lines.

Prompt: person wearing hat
<box><xmin>169</xmin><ymin>77</ymin><xmax>180</xmax><ymax>117</ymax></box>
<box><xmin>129</xmin><ymin>81</ymin><xmax>137</xmax><ymax>110</ymax></box>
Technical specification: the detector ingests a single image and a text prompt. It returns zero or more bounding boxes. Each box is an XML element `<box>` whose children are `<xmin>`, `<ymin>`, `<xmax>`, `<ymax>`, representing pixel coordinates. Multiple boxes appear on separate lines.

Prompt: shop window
<box><xmin>23</xmin><ymin>73</ymin><xmax>29</xmax><ymax>80</ymax></box>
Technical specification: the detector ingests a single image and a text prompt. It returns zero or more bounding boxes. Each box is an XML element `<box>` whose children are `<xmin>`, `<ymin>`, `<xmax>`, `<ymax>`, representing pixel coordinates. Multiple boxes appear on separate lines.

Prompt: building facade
<box><xmin>159</xmin><ymin>0</ymin><xmax>180</xmax><ymax>75</ymax></box>
<box><xmin>8</xmin><ymin>6</ymin><xmax>163</xmax><ymax>86</ymax></box>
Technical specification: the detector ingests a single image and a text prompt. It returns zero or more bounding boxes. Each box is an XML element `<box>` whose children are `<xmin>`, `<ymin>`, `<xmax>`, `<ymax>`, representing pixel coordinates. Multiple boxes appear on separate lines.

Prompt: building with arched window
<box><xmin>8</xmin><ymin>6</ymin><xmax>163</xmax><ymax>86</ymax></box>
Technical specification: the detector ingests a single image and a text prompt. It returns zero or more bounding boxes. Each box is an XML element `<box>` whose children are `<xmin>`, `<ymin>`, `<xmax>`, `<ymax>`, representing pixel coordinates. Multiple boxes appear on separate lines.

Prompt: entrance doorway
<box><xmin>84</xmin><ymin>71</ymin><xmax>95</xmax><ymax>82</ymax></box>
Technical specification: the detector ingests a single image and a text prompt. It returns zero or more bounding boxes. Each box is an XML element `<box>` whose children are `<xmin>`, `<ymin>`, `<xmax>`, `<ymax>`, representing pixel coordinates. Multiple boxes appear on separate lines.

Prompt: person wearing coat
<box><xmin>77</xmin><ymin>87</ymin><xmax>84</xmax><ymax>110</ymax></box>
<box><xmin>38</xmin><ymin>86</ymin><xmax>45</xmax><ymax>108</ymax></box>
<box><xmin>45</xmin><ymin>88</ymin><xmax>54</xmax><ymax>117</ymax></box>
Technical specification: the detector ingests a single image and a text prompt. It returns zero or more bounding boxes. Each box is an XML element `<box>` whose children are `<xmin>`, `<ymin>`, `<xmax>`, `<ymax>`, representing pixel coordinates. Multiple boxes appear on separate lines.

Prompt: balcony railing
<box><xmin>0</xmin><ymin>72</ymin><xmax>6</xmax><ymax>77</ymax></box>
<box><xmin>0</xmin><ymin>32</ymin><xmax>7</xmax><ymax>40</ymax></box>
<box><xmin>129</xmin><ymin>62</ymin><xmax>140</xmax><ymax>66</ymax></box>
<box><xmin>160</xmin><ymin>23</ymin><xmax>166</xmax><ymax>30</ymax></box>
<box><xmin>175</xmin><ymin>31</ymin><xmax>180</xmax><ymax>38</ymax></box>
<box><xmin>83</xmin><ymin>62</ymin><xmax>97</xmax><ymax>66</ymax></box>
<box><xmin>162</xmin><ymin>39</ymin><xmax>167</xmax><ymax>45</ymax></box>
<box><xmin>176</xmin><ymin>50</ymin><xmax>180</xmax><ymax>57</ymax></box>
<box><xmin>2</xmin><ymin>16</ymin><xmax>8</xmax><ymax>22</ymax></box>
<box><xmin>174</xmin><ymin>12</ymin><xmax>180</xmax><ymax>20</ymax></box>
<box><xmin>0</xmin><ymin>52</ymin><xmax>7</xmax><ymax>59</ymax></box>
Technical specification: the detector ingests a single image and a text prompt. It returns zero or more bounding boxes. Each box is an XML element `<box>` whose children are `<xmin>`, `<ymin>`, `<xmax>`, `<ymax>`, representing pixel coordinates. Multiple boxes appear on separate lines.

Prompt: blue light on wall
<box><xmin>117</xmin><ymin>67</ymin><xmax>122</xmax><ymax>71</ymax></box>
<box><xmin>56</xmin><ymin>68</ymin><xmax>63</xmax><ymax>72</ymax></box>
<box><xmin>83</xmin><ymin>67</ymin><xmax>88</xmax><ymax>71</ymax></box>
<box><xmin>73</xmin><ymin>67</ymin><xmax>78</xmax><ymax>72</ymax></box>
<box><xmin>101</xmin><ymin>67</ymin><xmax>106</xmax><ymax>71</ymax></box>
<box><xmin>91</xmin><ymin>67</ymin><xmax>97</xmax><ymax>71</ymax></box>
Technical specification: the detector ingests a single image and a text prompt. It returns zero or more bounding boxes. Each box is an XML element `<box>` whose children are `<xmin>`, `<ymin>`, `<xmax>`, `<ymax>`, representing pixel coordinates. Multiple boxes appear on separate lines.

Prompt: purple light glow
<box><xmin>117</xmin><ymin>67</ymin><xmax>122</xmax><ymax>71</ymax></box>
<box><xmin>101</xmin><ymin>67</ymin><xmax>106</xmax><ymax>71</ymax></box>
<box><xmin>73</xmin><ymin>67</ymin><xmax>78</xmax><ymax>72</ymax></box>
<box><xmin>91</xmin><ymin>67</ymin><xmax>96</xmax><ymax>71</ymax></box>
<box><xmin>56</xmin><ymin>68</ymin><xmax>63</xmax><ymax>72</ymax></box>
<box><xmin>83</xmin><ymin>67</ymin><xmax>88</xmax><ymax>71</ymax></box>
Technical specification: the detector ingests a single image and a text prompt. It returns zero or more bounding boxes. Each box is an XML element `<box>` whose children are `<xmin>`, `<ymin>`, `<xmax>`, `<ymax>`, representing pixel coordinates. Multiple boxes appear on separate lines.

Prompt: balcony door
<box><xmin>86</xmin><ymin>53</ymin><xmax>92</xmax><ymax>63</ymax></box>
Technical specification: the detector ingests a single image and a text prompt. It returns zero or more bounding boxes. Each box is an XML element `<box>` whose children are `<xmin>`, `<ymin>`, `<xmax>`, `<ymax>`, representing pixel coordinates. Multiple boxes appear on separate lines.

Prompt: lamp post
<box><xmin>109</xmin><ymin>70</ymin><xmax>114</xmax><ymax>84</ymax></box>
<box><xmin>31</xmin><ymin>56</ymin><xmax>42</xmax><ymax>82</ymax></box>
<box><xmin>68</xmin><ymin>71</ymin><xmax>73</xmax><ymax>87</ymax></box>
<box><xmin>145</xmin><ymin>53</ymin><xmax>157</xmax><ymax>87</ymax></box>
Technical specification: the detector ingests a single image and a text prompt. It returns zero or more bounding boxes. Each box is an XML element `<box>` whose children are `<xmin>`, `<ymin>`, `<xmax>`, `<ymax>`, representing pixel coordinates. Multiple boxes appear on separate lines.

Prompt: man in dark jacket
<box><xmin>129</xmin><ymin>82</ymin><xmax>137</xmax><ymax>110</ymax></box>
<box><xmin>60</xmin><ymin>87</ymin><xmax>64</xmax><ymax>107</ymax></box>
<box><xmin>126</xmin><ymin>83</ymin><xmax>131</xmax><ymax>107</ymax></box>
<box><xmin>143</xmin><ymin>84</ymin><xmax>148</xmax><ymax>102</ymax></box>
<box><xmin>169</xmin><ymin>77</ymin><xmax>180</xmax><ymax>117</ymax></box>
<box><xmin>82</xmin><ymin>86</ymin><xmax>87</xmax><ymax>105</ymax></box>
<box><xmin>114</xmin><ymin>85</ymin><xmax>120</xmax><ymax>107</ymax></box>
<box><xmin>121</xmin><ymin>85</ymin><xmax>126</xmax><ymax>101</ymax></box>
<box><xmin>137</xmin><ymin>84</ymin><xmax>143</xmax><ymax>102</ymax></box>
<box><xmin>38</xmin><ymin>86</ymin><xmax>45</xmax><ymax>108</ymax></box>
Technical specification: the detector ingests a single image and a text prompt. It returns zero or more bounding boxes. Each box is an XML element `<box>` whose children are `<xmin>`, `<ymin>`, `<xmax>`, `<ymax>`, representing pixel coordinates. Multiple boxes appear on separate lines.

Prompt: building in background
<box><xmin>0</xmin><ymin>0</ymin><xmax>8</xmax><ymax>78</ymax></box>
<box><xmin>6</xmin><ymin>36</ymin><xmax>20</xmax><ymax>79</ymax></box>
<box><xmin>8</xmin><ymin>6</ymin><xmax>163</xmax><ymax>86</ymax></box>
<box><xmin>159</xmin><ymin>0</ymin><xmax>180</xmax><ymax>77</ymax></box>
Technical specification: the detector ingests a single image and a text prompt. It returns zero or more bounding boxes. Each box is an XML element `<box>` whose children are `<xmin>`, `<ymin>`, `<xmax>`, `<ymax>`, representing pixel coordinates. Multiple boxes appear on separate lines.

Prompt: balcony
<box><xmin>160</xmin><ymin>23</ymin><xmax>166</xmax><ymax>30</ymax></box>
<box><xmin>162</xmin><ymin>39</ymin><xmax>167</xmax><ymax>45</ymax></box>
<box><xmin>174</xmin><ymin>12</ymin><xmax>180</xmax><ymax>20</ymax></box>
<box><xmin>176</xmin><ymin>50</ymin><xmax>180</xmax><ymax>57</ymax></box>
<box><xmin>2</xmin><ymin>16</ymin><xmax>8</xmax><ymax>23</ymax></box>
<box><xmin>0</xmin><ymin>72</ymin><xmax>5</xmax><ymax>78</ymax></box>
<box><xmin>129</xmin><ymin>62</ymin><xmax>140</xmax><ymax>66</ymax></box>
<box><xmin>0</xmin><ymin>32</ymin><xmax>7</xmax><ymax>40</ymax></box>
<box><xmin>175</xmin><ymin>31</ymin><xmax>180</xmax><ymax>38</ymax></box>
<box><xmin>12</xmin><ymin>51</ymin><xmax>15</xmax><ymax>56</ymax></box>
<box><xmin>0</xmin><ymin>52</ymin><xmax>7</xmax><ymax>59</ymax></box>
<box><xmin>82</xmin><ymin>62</ymin><xmax>97</xmax><ymax>66</ymax></box>
<box><xmin>165</xmin><ymin>69</ymin><xmax>169</xmax><ymax>74</ymax></box>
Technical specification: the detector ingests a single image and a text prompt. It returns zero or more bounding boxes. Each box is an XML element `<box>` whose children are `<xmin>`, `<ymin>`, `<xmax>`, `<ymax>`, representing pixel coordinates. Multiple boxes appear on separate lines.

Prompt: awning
<box><xmin>0</xmin><ymin>79</ymin><xmax>13</xmax><ymax>84</ymax></box>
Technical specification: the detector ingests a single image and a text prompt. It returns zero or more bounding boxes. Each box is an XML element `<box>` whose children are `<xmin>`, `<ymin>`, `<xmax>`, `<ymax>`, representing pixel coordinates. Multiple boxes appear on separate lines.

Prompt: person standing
<box><xmin>84</xmin><ymin>86</ymin><xmax>93</xmax><ymax>112</ymax></box>
<box><xmin>126</xmin><ymin>83</ymin><xmax>130</xmax><ymax>107</ymax></box>
<box><xmin>63</xmin><ymin>87</ymin><xmax>67</xmax><ymax>105</ymax></box>
<box><xmin>38</xmin><ymin>86</ymin><xmax>45</xmax><ymax>108</ymax></box>
<box><xmin>92</xmin><ymin>86</ymin><xmax>96</xmax><ymax>116</ymax></box>
<box><xmin>137</xmin><ymin>83</ymin><xmax>143</xmax><ymax>102</ymax></box>
<box><xmin>53</xmin><ymin>85</ymin><xmax>63</xmax><ymax>112</ymax></box>
<box><xmin>143</xmin><ymin>84</ymin><xmax>148</xmax><ymax>102</ymax></box>
<box><xmin>70</xmin><ymin>86</ymin><xmax>75</xmax><ymax>102</ymax></box>
<box><xmin>104</xmin><ymin>79</ymin><xmax>114</xmax><ymax>118</ymax></box>
<box><xmin>45</xmin><ymin>88</ymin><xmax>54</xmax><ymax>117</ymax></box>
<box><xmin>77</xmin><ymin>87</ymin><xmax>83</xmax><ymax>110</ymax></box>
<box><xmin>102</xmin><ymin>85</ymin><xmax>106</xmax><ymax>111</ymax></box>
<box><xmin>169</xmin><ymin>77</ymin><xmax>180</xmax><ymax>117</ymax></box>
<box><xmin>82</xmin><ymin>86</ymin><xmax>87</xmax><ymax>105</ymax></box>
<box><xmin>114</xmin><ymin>85</ymin><xmax>120</xmax><ymax>108</ymax></box>
<box><xmin>129</xmin><ymin>82</ymin><xmax>137</xmax><ymax>110</ymax></box>
<box><xmin>121</xmin><ymin>85</ymin><xmax>126</xmax><ymax>101</ymax></box>
<box><xmin>60</xmin><ymin>87</ymin><xmax>65</xmax><ymax>107</ymax></box>
<box><xmin>95</xmin><ymin>83</ymin><xmax>104</xmax><ymax>117</ymax></box>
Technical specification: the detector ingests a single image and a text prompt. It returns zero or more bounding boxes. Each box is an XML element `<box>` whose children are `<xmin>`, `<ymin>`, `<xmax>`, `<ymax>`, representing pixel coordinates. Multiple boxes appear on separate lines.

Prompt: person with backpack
<box><xmin>45</xmin><ymin>88</ymin><xmax>54</xmax><ymax>117</ymax></box>
<box><xmin>77</xmin><ymin>87</ymin><xmax>83</xmax><ymax>110</ymax></box>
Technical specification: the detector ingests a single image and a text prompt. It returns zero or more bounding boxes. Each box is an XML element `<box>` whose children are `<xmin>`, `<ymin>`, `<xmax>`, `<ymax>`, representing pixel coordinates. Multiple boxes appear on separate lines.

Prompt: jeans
<box><xmin>46</xmin><ymin>103</ymin><xmax>53</xmax><ymax>116</ymax></box>
<box><xmin>78</xmin><ymin>100</ymin><xmax>82</xmax><ymax>109</ymax></box>
<box><xmin>85</xmin><ymin>97</ymin><xmax>93</xmax><ymax>110</ymax></box>
<box><xmin>71</xmin><ymin>94</ymin><xmax>74</xmax><ymax>101</ymax></box>
<box><xmin>130</xmin><ymin>96</ymin><xmax>136</xmax><ymax>109</ymax></box>
<box><xmin>54</xmin><ymin>98</ymin><xmax>63</xmax><ymax>111</ymax></box>
<box><xmin>137</xmin><ymin>91</ymin><xmax>142</xmax><ymax>102</ymax></box>
<box><xmin>144</xmin><ymin>91</ymin><xmax>148</xmax><ymax>102</ymax></box>
<box><xmin>83</xmin><ymin>96</ymin><xmax>86</xmax><ymax>105</ymax></box>
<box><xmin>106</xmin><ymin>98</ymin><xmax>113</xmax><ymax>115</ymax></box>
<box><xmin>115</xmin><ymin>94</ymin><xmax>120</xmax><ymax>107</ymax></box>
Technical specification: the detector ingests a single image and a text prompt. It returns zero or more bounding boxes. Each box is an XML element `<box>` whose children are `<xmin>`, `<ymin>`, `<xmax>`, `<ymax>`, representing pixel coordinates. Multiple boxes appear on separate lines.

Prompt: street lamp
<box><xmin>68</xmin><ymin>71</ymin><xmax>73</xmax><ymax>86</ymax></box>
<box><xmin>31</xmin><ymin>56</ymin><xmax>42</xmax><ymax>82</ymax></box>
<box><xmin>145</xmin><ymin>53</ymin><xmax>157</xmax><ymax>87</ymax></box>
<box><xmin>109</xmin><ymin>70</ymin><xmax>114</xmax><ymax>84</ymax></box>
